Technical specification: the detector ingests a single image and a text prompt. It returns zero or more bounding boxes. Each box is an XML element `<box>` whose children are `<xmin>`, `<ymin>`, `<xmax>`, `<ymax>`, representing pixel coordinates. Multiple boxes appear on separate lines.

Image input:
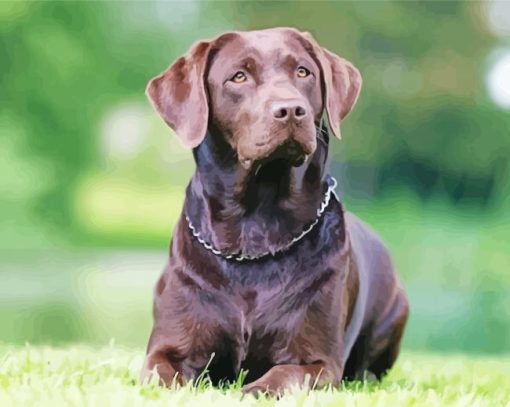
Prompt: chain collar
<box><xmin>185</xmin><ymin>175</ymin><xmax>339</xmax><ymax>262</ymax></box>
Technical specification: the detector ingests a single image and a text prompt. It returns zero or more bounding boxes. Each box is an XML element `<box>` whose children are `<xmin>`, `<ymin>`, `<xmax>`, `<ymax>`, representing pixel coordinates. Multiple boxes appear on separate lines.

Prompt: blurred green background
<box><xmin>1</xmin><ymin>1</ymin><xmax>509</xmax><ymax>354</ymax></box>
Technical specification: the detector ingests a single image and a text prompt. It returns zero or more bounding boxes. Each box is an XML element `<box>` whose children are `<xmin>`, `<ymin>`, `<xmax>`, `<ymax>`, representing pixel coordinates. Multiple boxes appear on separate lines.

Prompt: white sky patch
<box><xmin>100</xmin><ymin>102</ymin><xmax>149</xmax><ymax>161</ymax></box>
<box><xmin>117</xmin><ymin>0</ymin><xmax>200</xmax><ymax>35</ymax></box>
<box><xmin>485</xmin><ymin>0</ymin><xmax>510</xmax><ymax>37</ymax></box>
<box><xmin>486</xmin><ymin>51</ymin><xmax>510</xmax><ymax>109</ymax></box>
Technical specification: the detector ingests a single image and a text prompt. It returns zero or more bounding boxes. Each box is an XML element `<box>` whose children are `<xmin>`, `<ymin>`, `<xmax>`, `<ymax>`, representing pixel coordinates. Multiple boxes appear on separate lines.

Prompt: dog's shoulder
<box><xmin>343</xmin><ymin>211</ymin><xmax>395</xmax><ymax>280</ymax></box>
<box><xmin>344</xmin><ymin>211</ymin><xmax>389</xmax><ymax>254</ymax></box>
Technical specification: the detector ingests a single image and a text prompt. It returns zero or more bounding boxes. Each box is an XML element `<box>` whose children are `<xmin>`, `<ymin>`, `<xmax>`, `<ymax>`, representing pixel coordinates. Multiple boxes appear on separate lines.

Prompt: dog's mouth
<box><xmin>251</xmin><ymin>157</ymin><xmax>289</xmax><ymax>186</ymax></box>
<box><xmin>245</xmin><ymin>140</ymin><xmax>305</xmax><ymax>186</ymax></box>
<box><xmin>256</xmin><ymin>139</ymin><xmax>307</xmax><ymax>169</ymax></box>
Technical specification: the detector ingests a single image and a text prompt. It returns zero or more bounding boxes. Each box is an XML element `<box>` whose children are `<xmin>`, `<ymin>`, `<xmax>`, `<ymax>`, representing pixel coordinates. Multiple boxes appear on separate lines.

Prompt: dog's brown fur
<box><xmin>142</xmin><ymin>27</ymin><xmax>408</xmax><ymax>396</ymax></box>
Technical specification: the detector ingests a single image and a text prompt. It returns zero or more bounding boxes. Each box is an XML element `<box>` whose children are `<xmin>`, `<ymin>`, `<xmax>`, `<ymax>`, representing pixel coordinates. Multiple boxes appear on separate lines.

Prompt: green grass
<box><xmin>1</xmin><ymin>345</ymin><xmax>509</xmax><ymax>406</ymax></box>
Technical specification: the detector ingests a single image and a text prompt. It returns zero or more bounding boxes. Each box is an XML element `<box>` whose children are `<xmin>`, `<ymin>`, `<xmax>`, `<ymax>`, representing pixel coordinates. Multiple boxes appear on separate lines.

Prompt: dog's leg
<box><xmin>140</xmin><ymin>270</ymin><xmax>194</xmax><ymax>387</ymax></box>
<box><xmin>241</xmin><ymin>362</ymin><xmax>342</xmax><ymax>396</ymax></box>
<box><xmin>141</xmin><ymin>283</ymin><xmax>242</xmax><ymax>386</ymax></box>
<box><xmin>141</xmin><ymin>348</ymin><xmax>185</xmax><ymax>386</ymax></box>
<box><xmin>366</xmin><ymin>289</ymin><xmax>409</xmax><ymax>379</ymax></box>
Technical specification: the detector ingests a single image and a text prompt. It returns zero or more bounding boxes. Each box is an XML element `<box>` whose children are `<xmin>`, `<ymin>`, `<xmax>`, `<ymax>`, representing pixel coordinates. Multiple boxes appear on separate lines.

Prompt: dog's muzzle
<box><xmin>277</xmin><ymin>139</ymin><xmax>307</xmax><ymax>166</ymax></box>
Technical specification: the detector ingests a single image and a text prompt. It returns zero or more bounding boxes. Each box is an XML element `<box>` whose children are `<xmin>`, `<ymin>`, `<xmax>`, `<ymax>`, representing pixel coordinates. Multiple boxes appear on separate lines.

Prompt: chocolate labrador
<box><xmin>142</xmin><ymin>27</ymin><xmax>408</xmax><ymax>395</ymax></box>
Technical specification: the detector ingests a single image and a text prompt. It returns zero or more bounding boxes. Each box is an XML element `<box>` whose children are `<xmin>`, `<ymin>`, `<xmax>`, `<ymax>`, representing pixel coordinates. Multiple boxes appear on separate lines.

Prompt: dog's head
<box><xmin>147</xmin><ymin>28</ymin><xmax>362</xmax><ymax>169</ymax></box>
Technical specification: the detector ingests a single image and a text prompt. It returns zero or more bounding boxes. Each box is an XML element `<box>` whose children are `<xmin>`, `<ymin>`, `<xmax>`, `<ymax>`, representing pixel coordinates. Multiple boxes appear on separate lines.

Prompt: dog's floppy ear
<box><xmin>301</xmin><ymin>31</ymin><xmax>362</xmax><ymax>139</ymax></box>
<box><xmin>146</xmin><ymin>41</ymin><xmax>212</xmax><ymax>148</ymax></box>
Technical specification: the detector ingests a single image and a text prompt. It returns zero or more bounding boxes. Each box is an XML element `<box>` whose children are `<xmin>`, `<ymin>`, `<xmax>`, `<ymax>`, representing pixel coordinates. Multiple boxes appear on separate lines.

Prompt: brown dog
<box><xmin>142</xmin><ymin>27</ymin><xmax>408</xmax><ymax>396</ymax></box>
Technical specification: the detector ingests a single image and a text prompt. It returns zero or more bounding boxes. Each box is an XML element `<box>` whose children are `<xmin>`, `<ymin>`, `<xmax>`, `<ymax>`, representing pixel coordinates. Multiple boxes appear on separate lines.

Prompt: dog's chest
<box><xmin>177</xmin><ymin>202</ymin><xmax>347</xmax><ymax>380</ymax></box>
<box><xmin>220</xmin><ymin>204</ymin><xmax>345</xmax><ymax>325</ymax></box>
<box><xmin>226</xmin><ymin>254</ymin><xmax>327</xmax><ymax>322</ymax></box>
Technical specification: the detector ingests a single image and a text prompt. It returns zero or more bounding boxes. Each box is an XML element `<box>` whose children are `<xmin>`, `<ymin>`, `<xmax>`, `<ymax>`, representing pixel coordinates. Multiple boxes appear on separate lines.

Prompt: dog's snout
<box><xmin>294</xmin><ymin>105</ymin><xmax>306</xmax><ymax>118</ymax></box>
<box><xmin>271</xmin><ymin>100</ymin><xmax>308</xmax><ymax>122</ymax></box>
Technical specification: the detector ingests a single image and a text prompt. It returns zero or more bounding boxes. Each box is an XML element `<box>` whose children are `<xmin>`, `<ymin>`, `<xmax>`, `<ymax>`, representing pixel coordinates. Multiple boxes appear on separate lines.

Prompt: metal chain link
<box><xmin>185</xmin><ymin>176</ymin><xmax>338</xmax><ymax>262</ymax></box>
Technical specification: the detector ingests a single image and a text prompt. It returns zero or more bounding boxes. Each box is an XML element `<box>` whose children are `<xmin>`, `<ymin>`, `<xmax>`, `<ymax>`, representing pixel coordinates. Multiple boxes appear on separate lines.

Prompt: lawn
<box><xmin>1</xmin><ymin>345</ymin><xmax>509</xmax><ymax>406</ymax></box>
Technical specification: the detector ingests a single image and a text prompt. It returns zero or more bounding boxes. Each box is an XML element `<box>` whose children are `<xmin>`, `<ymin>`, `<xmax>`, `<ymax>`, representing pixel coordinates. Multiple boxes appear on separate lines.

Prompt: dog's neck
<box><xmin>184</xmin><ymin>127</ymin><xmax>331</xmax><ymax>257</ymax></box>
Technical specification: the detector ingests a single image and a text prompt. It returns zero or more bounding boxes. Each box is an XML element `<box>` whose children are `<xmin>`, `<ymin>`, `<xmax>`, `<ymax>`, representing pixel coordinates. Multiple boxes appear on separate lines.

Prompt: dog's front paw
<box><xmin>241</xmin><ymin>381</ymin><xmax>280</xmax><ymax>398</ymax></box>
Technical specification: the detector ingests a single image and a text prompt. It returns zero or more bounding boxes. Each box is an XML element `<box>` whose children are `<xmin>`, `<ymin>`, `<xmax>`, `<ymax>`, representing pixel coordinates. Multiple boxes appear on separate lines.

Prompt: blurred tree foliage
<box><xmin>1</xmin><ymin>1</ymin><xmax>509</xmax><ymax>237</ymax></box>
<box><xmin>1</xmin><ymin>2</ymin><xmax>181</xmax><ymax>231</ymax></box>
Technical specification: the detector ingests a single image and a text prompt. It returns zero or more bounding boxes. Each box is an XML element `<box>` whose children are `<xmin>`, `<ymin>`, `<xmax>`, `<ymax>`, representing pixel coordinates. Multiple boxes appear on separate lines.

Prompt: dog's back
<box><xmin>341</xmin><ymin>212</ymin><xmax>409</xmax><ymax>379</ymax></box>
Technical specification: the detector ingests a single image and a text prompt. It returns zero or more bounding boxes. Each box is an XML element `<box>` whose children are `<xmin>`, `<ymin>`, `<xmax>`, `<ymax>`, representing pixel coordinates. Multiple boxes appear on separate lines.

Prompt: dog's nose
<box><xmin>271</xmin><ymin>100</ymin><xmax>308</xmax><ymax>122</ymax></box>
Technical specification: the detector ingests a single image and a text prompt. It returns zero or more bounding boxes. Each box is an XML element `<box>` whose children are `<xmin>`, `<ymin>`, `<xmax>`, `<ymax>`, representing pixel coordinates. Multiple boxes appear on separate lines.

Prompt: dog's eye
<box><xmin>231</xmin><ymin>71</ymin><xmax>247</xmax><ymax>83</ymax></box>
<box><xmin>297</xmin><ymin>66</ymin><xmax>311</xmax><ymax>78</ymax></box>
